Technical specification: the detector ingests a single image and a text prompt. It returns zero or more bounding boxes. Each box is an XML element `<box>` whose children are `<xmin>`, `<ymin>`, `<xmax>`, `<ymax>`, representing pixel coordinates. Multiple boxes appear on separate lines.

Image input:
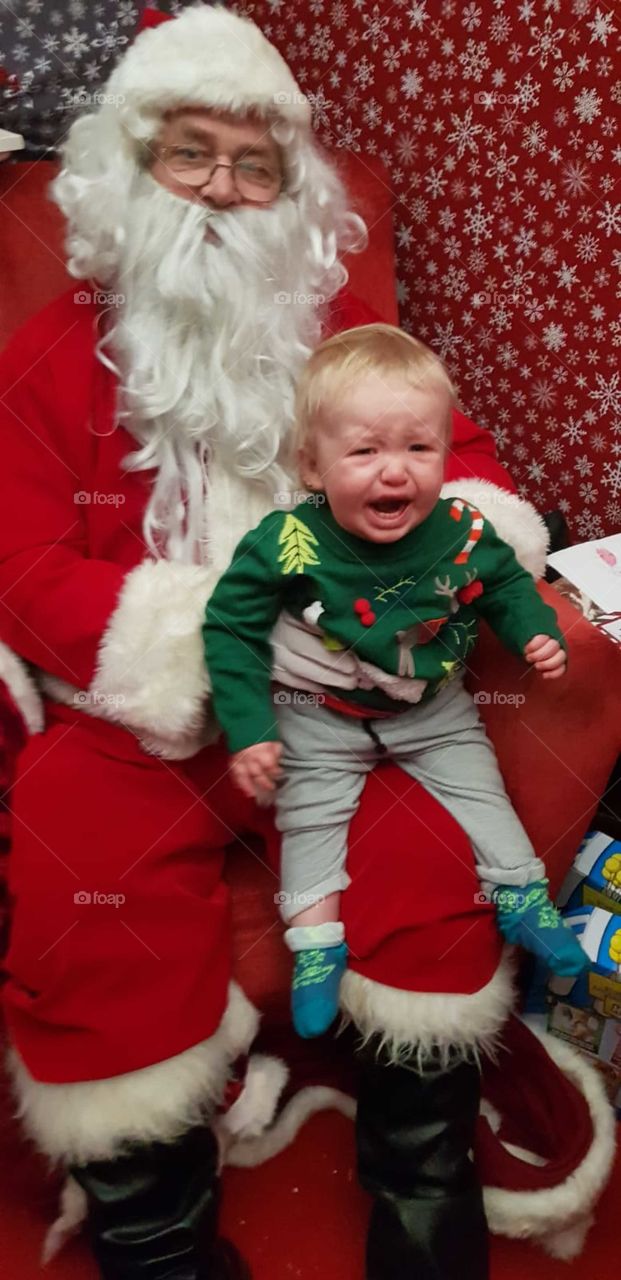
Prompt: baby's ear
<box><xmin>298</xmin><ymin>445</ymin><xmax>322</xmax><ymax>493</ymax></box>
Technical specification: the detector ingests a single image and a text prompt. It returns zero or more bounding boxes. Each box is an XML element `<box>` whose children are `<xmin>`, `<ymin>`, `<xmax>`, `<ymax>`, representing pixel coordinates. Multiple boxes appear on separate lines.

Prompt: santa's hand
<box><xmin>230</xmin><ymin>741</ymin><xmax>283</xmax><ymax>799</ymax></box>
<box><xmin>524</xmin><ymin>634</ymin><xmax>567</xmax><ymax>679</ymax></box>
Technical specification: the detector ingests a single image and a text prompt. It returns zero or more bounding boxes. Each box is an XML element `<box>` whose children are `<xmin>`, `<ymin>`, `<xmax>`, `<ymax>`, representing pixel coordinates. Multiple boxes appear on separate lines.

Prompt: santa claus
<box><xmin>0</xmin><ymin>7</ymin><xmax>614</xmax><ymax>1280</ymax></box>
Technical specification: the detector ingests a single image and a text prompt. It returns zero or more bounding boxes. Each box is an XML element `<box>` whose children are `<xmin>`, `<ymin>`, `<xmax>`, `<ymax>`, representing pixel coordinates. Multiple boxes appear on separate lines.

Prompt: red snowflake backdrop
<box><xmin>232</xmin><ymin>0</ymin><xmax>620</xmax><ymax>538</ymax></box>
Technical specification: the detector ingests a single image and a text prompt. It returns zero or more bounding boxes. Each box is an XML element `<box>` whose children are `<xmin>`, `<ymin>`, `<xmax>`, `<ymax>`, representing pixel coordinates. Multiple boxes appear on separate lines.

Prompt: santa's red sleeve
<box><xmin>0</xmin><ymin>310</ymin><xmax>125</xmax><ymax>690</ymax></box>
<box><xmin>326</xmin><ymin>287</ymin><xmax>518</xmax><ymax>495</ymax></box>
<box><xmin>0</xmin><ymin>298</ymin><xmax>214</xmax><ymax>758</ymax></box>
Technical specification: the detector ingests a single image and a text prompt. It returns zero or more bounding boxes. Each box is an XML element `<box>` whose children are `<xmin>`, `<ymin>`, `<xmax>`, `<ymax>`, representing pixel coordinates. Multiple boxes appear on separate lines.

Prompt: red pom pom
<box><xmin>458</xmin><ymin>581</ymin><xmax>484</xmax><ymax>605</ymax></box>
<box><xmin>354</xmin><ymin>598</ymin><xmax>371</xmax><ymax>614</ymax></box>
<box><xmin>136</xmin><ymin>7</ymin><xmax>174</xmax><ymax>35</ymax></box>
<box><xmin>360</xmin><ymin>611</ymin><xmax>376</xmax><ymax>626</ymax></box>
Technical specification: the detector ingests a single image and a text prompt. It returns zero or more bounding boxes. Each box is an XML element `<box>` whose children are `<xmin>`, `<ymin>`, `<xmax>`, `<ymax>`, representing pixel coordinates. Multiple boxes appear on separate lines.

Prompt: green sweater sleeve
<box><xmin>203</xmin><ymin>514</ymin><xmax>286</xmax><ymax>753</ymax></box>
<box><xmin>473</xmin><ymin>519</ymin><xmax>565</xmax><ymax>657</ymax></box>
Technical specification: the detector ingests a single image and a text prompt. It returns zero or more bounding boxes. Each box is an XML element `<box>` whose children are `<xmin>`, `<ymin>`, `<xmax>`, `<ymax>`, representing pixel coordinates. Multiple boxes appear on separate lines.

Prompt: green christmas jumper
<box><xmin>204</xmin><ymin>495</ymin><xmax>564</xmax><ymax>910</ymax></box>
<box><xmin>204</xmin><ymin>495</ymin><xmax>564</xmax><ymax>755</ymax></box>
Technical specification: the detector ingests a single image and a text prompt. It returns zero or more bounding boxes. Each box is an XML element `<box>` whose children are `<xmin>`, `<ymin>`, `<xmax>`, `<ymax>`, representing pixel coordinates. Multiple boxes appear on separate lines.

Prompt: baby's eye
<box><xmin>409</xmin><ymin>444</ymin><xmax>428</xmax><ymax>452</ymax></box>
<box><xmin>351</xmin><ymin>447</ymin><xmax>375</xmax><ymax>456</ymax></box>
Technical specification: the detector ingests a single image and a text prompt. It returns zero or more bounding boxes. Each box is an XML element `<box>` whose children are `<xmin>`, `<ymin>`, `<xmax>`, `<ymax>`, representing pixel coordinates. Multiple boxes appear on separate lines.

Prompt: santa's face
<box><xmin>149</xmin><ymin>107</ymin><xmax>284</xmax><ymax>220</ymax></box>
<box><xmin>106</xmin><ymin>108</ymin><xmax>324</xmax><ymax>561</ymax></box>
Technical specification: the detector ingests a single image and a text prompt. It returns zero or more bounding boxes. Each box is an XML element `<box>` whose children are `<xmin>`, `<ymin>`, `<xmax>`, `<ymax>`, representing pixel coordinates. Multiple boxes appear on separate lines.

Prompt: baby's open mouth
<box><xmin>369</xmin><ymin>500</ymin><xmax>409</xmax><ymax>514</ymax></box>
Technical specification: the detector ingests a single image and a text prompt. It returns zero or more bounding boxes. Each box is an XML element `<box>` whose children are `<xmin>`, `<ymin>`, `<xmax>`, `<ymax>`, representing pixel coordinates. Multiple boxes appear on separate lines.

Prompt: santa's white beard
<box><xmin>103</xmin><ymin>172</ymin><xmax>326</xmax><ymax>561</ymax></box>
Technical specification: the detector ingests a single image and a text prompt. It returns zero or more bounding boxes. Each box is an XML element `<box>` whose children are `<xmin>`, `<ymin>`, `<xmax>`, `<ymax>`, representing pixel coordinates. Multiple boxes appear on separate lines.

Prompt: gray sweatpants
<box><xmin>274</xmin><ymin>678</ymin><xmax>546</xmax><ymax>924</ymax></box>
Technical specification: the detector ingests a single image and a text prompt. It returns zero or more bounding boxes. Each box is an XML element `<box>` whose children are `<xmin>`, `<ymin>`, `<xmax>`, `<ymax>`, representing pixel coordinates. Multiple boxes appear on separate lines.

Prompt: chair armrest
<box><xmin>465</xmin><ymin>582</ymin><xmax>621</xmax><ymax>895</ymax></box>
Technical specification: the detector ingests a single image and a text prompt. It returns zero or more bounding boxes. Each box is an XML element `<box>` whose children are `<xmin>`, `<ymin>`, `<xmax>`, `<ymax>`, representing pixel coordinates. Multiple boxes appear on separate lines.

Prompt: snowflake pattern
<box><xmin>1</xmin><ymin>0</ymin><xmax>618</xmax><ymax>537</ymax></box>
<box><xmin>233</xmin><ymin>0</ymin><xmax>619</xmax><ymax>537</ymax></box>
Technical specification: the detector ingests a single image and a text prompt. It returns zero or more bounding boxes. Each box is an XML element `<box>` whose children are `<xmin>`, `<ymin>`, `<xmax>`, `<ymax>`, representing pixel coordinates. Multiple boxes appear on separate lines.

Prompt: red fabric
<box><xmin>321</xmin><ymin>692</ymin><xmax>401</xmax><ymax>718</ymax></box>
<box><xmin>0</xmin><ymin>154</ymin><xmax>399</xmax><ymax>349</ymax></box>
<box><xmin>476</xmin><ymin>1015</ymin><xmax>594</xmax><ymax>1192</ymax></box>
<box><xmin>4</xmin><ymin>702</ymin><xmax>253</xmax><ymax>1081</ymax></box>
<box><xmin>466</xmin><ymin>586</ymin><xmax>621</xmax><ymax>898</ymax></box>
<box><xmin>136</xmin><ymin>7</ymin><xmax>173</xmax><ymax>34</ymax></box>
<box><xmin>3</xmin><ymin>697</ymin><xmax>500</xmax><ymax>1081</ymax></box>
<box><xmin>0</xmin><ymin>158</ymin><xmax>616</xmax><ymax>1083</ymax></box>
<box><xmin>245</xmin><ymin>3</ymin><xmax>618</xmax><ymax>540</ymax></box>
<box><xmin>0</xmin><ymin>287</ymin><xmax>507</xmax><ymax>1080</ymax></box>
<box><xmin>0</xmin><ymin>286</ymin><xmax>511</xmax><ymax>689</ymax></box>
<box><xmin>0</xmin><ymin>1033</ymin><xmax>619</xmax><ymax>1280</ymax></box>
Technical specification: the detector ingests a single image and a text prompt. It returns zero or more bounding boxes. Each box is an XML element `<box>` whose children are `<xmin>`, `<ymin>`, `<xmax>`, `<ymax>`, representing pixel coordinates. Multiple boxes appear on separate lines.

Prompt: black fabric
<box><xmin>543</xmin><ymin>508</ymin><xmax>572</xmax><ymax>582</ymax></box>
<box><xmin>361</xmin><ymin>718</ymin><xmax>388</xmax><ymax>756</ymax></box>
<box><xmin>356</xmin><ymin>1044</ymin><xmax>489</xmax><ymax>1280</ymax></box>
<box><xmin>71</xmin><ymin>1124</ymin><xmax>250</xmax><ymax>1280</ymax></box>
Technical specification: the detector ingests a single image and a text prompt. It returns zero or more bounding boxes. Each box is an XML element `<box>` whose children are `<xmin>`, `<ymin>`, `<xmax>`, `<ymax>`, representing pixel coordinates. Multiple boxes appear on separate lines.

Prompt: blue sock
<box><xmin>285</xmin><ymin>924</ymin><xmax>348</xmax><ymax>1038</ymax></box>
<box><xmin>492</xmin><ymin>879</ymin><xmax>590</xmax><ymax>977</ymax></box>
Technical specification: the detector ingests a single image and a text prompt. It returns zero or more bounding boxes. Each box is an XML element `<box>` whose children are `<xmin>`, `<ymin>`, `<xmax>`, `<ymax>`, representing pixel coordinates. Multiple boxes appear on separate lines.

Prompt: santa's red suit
<box><xmin>0</xmin><ymin>283</ymin><xmax>514</xmax><ymax>1080</ymax></box>
<box><xmin>0</xmin><ymin>8</ymin><xmax>614</xmax><ymax>1280</ymax></box>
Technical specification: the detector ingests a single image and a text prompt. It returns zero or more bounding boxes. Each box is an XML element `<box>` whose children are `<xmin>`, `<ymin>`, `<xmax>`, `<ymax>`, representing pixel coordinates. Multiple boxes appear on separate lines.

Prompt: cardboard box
<box><xmin>556</xmin><ymin>830</ymin><xmax>621</xmax><ymax>915</ymax></box>
<box><xmin>523</xmin><ymin>902</ymin><xmax>621</xmax><ymax>1111</ymax></box>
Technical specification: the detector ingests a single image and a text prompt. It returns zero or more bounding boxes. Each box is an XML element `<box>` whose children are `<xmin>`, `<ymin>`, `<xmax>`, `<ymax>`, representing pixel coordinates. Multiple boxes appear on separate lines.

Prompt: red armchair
<box><xmin>0</xmin><ymin>147</ymin><xmax>620</xmax><ymax>1280</ymax></box>
<box><xmin>0</xmin><ymin>149</ymin><xmax>619</xmax><ymax>1013</ymax></box>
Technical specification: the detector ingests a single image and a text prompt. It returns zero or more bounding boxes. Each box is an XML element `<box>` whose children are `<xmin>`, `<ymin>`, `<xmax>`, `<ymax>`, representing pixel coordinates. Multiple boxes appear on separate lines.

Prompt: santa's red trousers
<box><xmin>4</xmin><ymin>700</ymin><xmax>502</xmax><ymax>1084</ymax></box>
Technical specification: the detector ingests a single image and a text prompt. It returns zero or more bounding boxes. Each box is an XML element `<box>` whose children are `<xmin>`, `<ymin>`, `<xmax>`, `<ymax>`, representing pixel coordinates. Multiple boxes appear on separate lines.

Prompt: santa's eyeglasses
<box><xmin>155</xmin><ymin>144</ymin><xmax>283</xmax><ymax>202</ymax></box>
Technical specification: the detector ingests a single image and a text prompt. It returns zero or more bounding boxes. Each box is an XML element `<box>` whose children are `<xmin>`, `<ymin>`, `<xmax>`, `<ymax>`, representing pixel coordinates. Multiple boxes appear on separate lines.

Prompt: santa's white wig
<box><xmin>51</xmin><ymin>4</ymin><xmax>367</xmax><ymax>561</ymax></box>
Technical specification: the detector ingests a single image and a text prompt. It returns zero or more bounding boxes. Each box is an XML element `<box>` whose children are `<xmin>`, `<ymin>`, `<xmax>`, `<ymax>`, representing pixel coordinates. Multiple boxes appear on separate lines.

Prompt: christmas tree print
<box><xmin>277</xmin><ymin>514</ymin><xmax>321</xmax><ymax>576</ymax></box>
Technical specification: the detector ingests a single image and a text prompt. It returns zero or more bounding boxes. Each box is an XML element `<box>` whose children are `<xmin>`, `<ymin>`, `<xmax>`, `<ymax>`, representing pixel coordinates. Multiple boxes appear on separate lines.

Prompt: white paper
<box><xmin>548</xmin><ymin>534</ymin><xmax>621</xmax><ymax>613</ymax></box>
<box><xmin>0</xmin><ymin>129</ymin><xmax>25</xmax><ymax>152</ymax></box>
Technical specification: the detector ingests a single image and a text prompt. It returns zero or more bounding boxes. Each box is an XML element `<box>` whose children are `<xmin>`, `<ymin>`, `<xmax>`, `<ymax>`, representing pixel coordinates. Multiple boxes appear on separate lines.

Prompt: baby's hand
<box><xmin>230</xmin><ymin>742</ymin><xmax>283</xmax><ymax>800</ymax></box>
<box><xmin>524</xmin><ymin>634</ymin><xmax>567</xmax><ymax>679</ymax></box>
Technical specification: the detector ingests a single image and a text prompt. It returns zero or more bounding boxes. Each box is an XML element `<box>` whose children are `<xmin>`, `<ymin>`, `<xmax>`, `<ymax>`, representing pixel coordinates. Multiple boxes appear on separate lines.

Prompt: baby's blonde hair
<box><xmin>295</xmin><ymin>322</ymin><xmax>456</xmax><ymax>452</ymax></box>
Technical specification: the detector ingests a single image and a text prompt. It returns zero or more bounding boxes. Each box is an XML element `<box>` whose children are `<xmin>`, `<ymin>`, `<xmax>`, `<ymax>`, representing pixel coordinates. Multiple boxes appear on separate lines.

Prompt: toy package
<box><xmin>556</xmin><ymin>829</ymin><xmax>621</xmax><ymax>914</ymax></box>
<box><xmin>523</xmin><ymin>830</ymin><xmax>621</xmax><ymax>1112</ymax></box>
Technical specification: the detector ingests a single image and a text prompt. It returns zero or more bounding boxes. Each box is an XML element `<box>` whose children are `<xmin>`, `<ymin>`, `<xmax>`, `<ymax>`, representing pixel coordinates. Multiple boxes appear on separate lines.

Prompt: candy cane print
<box><xmin>449</xmin><ymin>499</ymin><xmax>484</xmax><ymax>565</ymax></box>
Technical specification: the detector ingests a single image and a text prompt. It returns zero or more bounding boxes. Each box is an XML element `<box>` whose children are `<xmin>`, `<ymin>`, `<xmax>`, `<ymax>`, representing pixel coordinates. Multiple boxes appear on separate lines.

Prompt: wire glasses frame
<box><xmin>155</xmin><ymin>144</ymin><xmax>283</xmax><ymax>203</ymax></box>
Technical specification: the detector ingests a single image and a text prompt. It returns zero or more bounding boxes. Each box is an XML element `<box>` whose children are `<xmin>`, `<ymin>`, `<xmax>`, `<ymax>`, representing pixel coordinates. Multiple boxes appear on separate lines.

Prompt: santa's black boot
<box><xmin>356</xmin><ymin>1043</ymin><xmax>489</xmax><ymax>1280</ymax></box>
<box><xmin>71</xmin><ymin>1123</ymin><xmax>251</xmax><ymax>1279</ymax></box>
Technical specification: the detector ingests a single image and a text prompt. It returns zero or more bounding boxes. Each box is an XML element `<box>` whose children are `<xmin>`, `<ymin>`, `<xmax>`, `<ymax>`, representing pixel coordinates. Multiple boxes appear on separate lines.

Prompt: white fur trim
<box><xmin>46</xmin><ymin>1076</ymin><xmax>356</xmax><ymax>1261</ymax></box>
<box><xmin>42</xmin><ymin>468</ymin><xmax>283</xmax><ymax>758</ymax></box>
<box><xmin>107</xmin><ymin>7</ymin><xmax>311</xmax><ymax>134</ymax></box>
<box><xmin>89</xmin><ymin>559</ymin><xmax>217</xmax><ymax>759</ymax></box>
<box><xmin>41</xmin><ymin>1177</ymin><xmax>87</xmax><ymax>1265</ymax></box>
<box><xmin>543</xmin><ymin>1217</ymin><xmax>594</xmax><ymax>1261</ymax></box>
<box><xmin>217</xmin><ymin>1054</ymin><xmax>289</xmax><ymax>1142</ymax></box>
<box><xmin>483</xmin><ymin>1028</ymin><xmax>617</xmax><ymax>1256</ymax></box>
<box><xmin>339</xmin><ymin>949</ymin><xmax>516</xmax><ymax>1068</ymax></box>
<box><xmin>224</xmin><ymin>1085</ymin><xmax>356</xmax><ymax>1168</ymax></box>
<box><xmin>0</xmin><ymin>640</ymin><xmax>44</xmax><ymax>736</ymax></box>
<box><xmin>6</xmin><ymin>982</ymin><xmax>260</xmax><ymax>1166</ymax></box>
<box><xmin>440</xmin><ymin>479</ymin><xmax>549</xmax><ymax>579</ymax></box>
